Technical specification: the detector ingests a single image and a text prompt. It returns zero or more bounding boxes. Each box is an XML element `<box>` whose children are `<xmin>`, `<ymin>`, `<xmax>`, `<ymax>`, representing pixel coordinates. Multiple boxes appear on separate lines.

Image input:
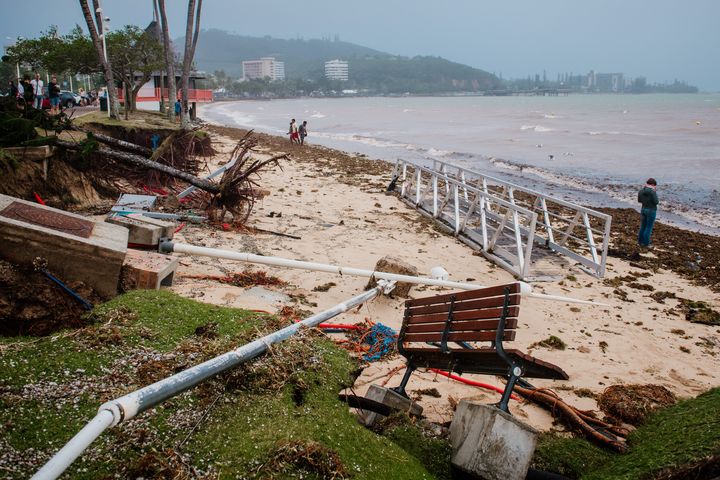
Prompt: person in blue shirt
<box><xmin>174</xmin><ymin>99</ymin><xmax>181</xmax><ymax>122</ymax></box>
<box><xmin>637</xmin><ymin>178</ymin><xmax>659</xmax><ymax>248</ymax></box>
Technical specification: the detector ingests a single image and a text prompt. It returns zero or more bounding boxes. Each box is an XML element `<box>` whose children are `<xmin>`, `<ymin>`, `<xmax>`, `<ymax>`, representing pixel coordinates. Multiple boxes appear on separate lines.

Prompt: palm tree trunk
<box><xmin>158</xmin><ymin>0</ymin><xmax>177</xmax><ymax>121</ymax></box>
<box><xmin>79</xmin><ymin>0</ymin><xmax>120</xmax><ymax>119</ymax></box>
<box><xmin>181</xmin><ymin>0</ymin><xmax>202</xmax><ymax>129</ymax></box>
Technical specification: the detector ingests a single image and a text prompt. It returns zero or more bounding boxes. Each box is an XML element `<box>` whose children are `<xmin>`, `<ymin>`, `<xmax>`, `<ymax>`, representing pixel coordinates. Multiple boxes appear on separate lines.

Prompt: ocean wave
<box><xmin>521</xmin><ymin>125</ymin><xmax>555</xmax><ymax>132</ymax></box>
<box><xmin>487</xmin><ymin>158</ymin><xmax>720</xmax><ymax>231</ymax></box>
<box><xmin>310</xmin><ymin>112</ymin><xmax>326</xmax><ymax>118</ymax></box>
<box><xmin>543</xmin><ymin>114</ymin><xmax>561</xmax><ymax>119</ymax></box>
<box><xmin>586</xmin><ymin>130</ymin><xmax>653</xmax><ymax>137</ymax></box>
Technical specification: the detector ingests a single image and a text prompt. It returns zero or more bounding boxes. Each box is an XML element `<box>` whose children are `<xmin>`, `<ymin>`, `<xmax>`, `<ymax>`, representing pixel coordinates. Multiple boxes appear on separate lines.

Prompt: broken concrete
<box><xmin>0</xmin><ymin>194</ymin><xmax>127</xmax><ymax>298</ymax></box>
<box><xmin>365</xmin><ymin>256</ymin><xmax>418</xmax><ymax>297</ymax></box>
<box><xmin>121</xmin><ymin>249</ymin><xmax>180</xmax><ymax>290</ymax></box>
<box><xmin>106</xmin><ymin>214</ymin><xmax>174</xmax><ymax>246</ymax></box>
<box><xmin>360</xmin><ymin>384</ymin><xmax>423</xmax><ymax>427</ymax></box>
<box><xmin>450</xmin><ymin>401</ymin><xmax>538</xmax><ymax>480</ymax></box>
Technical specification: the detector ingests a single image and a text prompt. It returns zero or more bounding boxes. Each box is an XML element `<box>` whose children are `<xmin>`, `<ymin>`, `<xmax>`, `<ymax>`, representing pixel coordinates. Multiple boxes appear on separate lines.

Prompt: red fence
<box><xmin>117</xmin><ymin>88</ymin><xmax>213</xmax><ymax>103</ymax></box>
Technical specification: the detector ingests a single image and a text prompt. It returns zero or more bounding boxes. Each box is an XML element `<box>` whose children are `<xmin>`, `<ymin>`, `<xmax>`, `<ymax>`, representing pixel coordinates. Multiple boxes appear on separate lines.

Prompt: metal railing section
<box><xmin>425</xmin><ymin>159</ymin><xmax>612</xmax><ymax>277</ymax></box>
<box><xmin>393</xmin><ymin>161</ymin><xmax>539</xmax><ymax>279</ymax></box>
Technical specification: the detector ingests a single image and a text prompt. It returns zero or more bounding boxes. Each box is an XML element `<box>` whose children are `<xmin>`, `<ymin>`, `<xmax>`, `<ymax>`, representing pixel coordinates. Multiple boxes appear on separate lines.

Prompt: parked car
<box><xmin>59</xmin><ymin>90</ymin><xmax>82</xmax><ymax>108</ymax></box>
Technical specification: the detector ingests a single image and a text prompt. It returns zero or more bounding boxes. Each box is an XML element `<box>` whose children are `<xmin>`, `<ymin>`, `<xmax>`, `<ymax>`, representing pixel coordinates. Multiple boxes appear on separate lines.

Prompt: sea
<box><xmin>201</xmin><ymin>94</ymin><xmax>720</xmax><ymax>235</ymax></box>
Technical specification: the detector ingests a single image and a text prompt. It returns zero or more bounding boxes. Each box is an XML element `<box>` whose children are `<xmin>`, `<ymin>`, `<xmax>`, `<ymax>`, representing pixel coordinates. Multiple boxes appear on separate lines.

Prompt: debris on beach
<box><xmin>598</xmin><ymin>384</ymin><xmax>677</xmax><ymax>426</ymax></box>
<box><xmin>182</xmin><ymin>269</ymin><xmax>286</xmax><ymax>288</ymax></box>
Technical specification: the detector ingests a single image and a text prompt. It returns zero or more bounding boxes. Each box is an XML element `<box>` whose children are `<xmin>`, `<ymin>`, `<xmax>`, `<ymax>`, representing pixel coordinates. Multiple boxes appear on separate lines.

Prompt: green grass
<box><xmin>532</xmin><ymin>388</ymin><xmax>720</xmax><ymax>479</ymax></box>
<box><xmin>0</xmin><ymin>290</ymin><xmax>438</xmax><ymax>479</ymax></box>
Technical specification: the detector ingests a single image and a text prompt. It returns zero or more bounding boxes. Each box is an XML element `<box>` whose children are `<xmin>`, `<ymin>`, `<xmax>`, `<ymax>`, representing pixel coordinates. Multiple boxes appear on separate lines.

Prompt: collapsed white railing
<box><xmin>391</xmin><ymin>161</ymin><xmax>539</xmax><ymax>279</ymax></box>
<box><xmin>430</xmin><ymin>159</ymin><xmax>612</xmax><ymax>277</ymax></box>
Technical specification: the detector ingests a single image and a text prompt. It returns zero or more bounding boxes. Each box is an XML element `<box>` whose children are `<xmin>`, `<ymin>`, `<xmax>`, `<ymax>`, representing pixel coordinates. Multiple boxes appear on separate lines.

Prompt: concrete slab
<box><xmin>121</xmin><ymin>249</ymin><xmax>180</xmax><ymax>290</ymax></box>
<box><xmin>450</xmin><ymin>401</ymin><xmax>538</xmax><ymax>480</ymax></box>
<box><xmin>360</xmin><ymin>384</ymin><xmax>423</xmax><ymax>427</ymax></box>
<box><xmin>111</xmin><ymin>194</ymin><xmax>157</xmax><ymax>213</ymax></box>
<box><xmin>126</xmin><ymin>214</ymin><xmax>175</xmax><ymax>239</ymax></box>
<box><xmin>0</xmin><ymin>194</ymin><xmax>127</xmax><ymax>298</ymax></box>
<box><xmin>106</xmin><ymin>215</ymin><xmax>163</xmax><ymax>246</ymax></box>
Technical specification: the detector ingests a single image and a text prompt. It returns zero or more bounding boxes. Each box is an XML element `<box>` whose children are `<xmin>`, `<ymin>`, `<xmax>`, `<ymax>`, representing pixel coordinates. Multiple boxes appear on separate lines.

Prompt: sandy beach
<box><xmin>166</xmin><ymin>121</ymin><xmax>720</xmax><ymax>432</ymax></box>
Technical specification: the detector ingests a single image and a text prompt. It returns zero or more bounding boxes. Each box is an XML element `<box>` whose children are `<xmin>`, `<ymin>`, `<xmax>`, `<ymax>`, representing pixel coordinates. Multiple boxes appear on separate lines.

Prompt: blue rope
<box><xmin>362</xmin><ymin>323</ymin><xmax>397</xmax><ymax>362</ymax></box>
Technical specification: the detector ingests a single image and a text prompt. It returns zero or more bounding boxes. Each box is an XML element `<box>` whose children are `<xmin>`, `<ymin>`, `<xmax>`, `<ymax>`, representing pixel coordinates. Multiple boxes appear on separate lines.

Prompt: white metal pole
<box><xmin>162</xmin><ymin>241</ymin><xmax>604</xmax><ymax>306</ymax></box>
<box><xmin>31</xmin><ymin>410</ymin><xmax>115</xmax><ymax>480</ymax></box>
<box><xmin>32</xmin><ymin>283</ymin><xmax>389</xmax><ymax>480</ymax></box>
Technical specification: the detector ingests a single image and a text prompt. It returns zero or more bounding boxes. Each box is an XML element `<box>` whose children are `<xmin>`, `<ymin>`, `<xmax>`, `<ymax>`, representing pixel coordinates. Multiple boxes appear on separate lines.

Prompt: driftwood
<box><xmin>70</xmin><ymin>127</ymin><xmax>153</xmax><ymax>157</ymax></box>
<box><xmin>56</xmin><ymin>139</ymin><xmax>219</xmax><ymax>193</ymax></box>
<box><xmin>57</xmin><ymin>130</ymin><xmax>287</xmax><ymax>226</ymax></box>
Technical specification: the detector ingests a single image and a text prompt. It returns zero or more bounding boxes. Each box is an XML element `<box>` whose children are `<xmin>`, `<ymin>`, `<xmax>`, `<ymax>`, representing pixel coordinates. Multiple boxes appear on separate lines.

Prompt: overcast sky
<box><xmin>2</xmin><ymin>0</ymin><xmax>719</xmax><ymax>91</ymax></box>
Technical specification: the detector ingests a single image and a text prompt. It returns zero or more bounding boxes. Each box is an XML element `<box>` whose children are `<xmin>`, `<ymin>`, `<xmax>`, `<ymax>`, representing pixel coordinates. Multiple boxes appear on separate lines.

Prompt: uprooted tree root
<box><xmin>205</xmin><ymin>131</ymin><xmax>288</xmax><ymax>225</ymax></box>
<box><xmin>597</xmin><ymin>384</ymin><xmax>677</xmax><ymax>426</ymax></box>
<box><xmin>256</xmin><ymin>440</ymin><xmax>349</xmax><ymax>479</ymax></box>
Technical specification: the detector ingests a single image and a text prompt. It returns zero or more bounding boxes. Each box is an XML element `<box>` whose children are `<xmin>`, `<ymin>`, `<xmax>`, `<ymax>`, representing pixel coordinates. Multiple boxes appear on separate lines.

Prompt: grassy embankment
<box><xmin>0</xmin><ymin>290</ymin><xmax>447</xmax><ymax>479</ymax></box>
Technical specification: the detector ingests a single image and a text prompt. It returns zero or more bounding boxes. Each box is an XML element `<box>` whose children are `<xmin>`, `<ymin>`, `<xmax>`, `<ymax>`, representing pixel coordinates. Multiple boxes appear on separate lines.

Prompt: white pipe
<box><xmin>31</xmin><ymin>410</ymin><xmax>115</xmax><ymax>480</ymax></box>
<box><xmin>31</xmin><ymin>283</ymin><xmax>389</xmax><ymax>480</ymax></box>
<box><xmin>163</xmin><ymin>242</ymin><xmax>605</xmax><ymax>306</ymax></box>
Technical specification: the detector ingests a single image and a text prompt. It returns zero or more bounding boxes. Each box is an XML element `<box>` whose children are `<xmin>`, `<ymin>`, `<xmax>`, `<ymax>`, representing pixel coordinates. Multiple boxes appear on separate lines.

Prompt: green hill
<box><xmin>188</xmin><ymin>29</ymin><xmax>501</xmax><ymax>93</ymax></box>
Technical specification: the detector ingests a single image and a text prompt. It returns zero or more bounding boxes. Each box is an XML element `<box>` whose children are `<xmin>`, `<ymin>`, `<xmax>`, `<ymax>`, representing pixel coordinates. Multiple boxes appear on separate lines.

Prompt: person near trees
<box><xmin>7</xmin><ymin>80</ymin><xmax>18</xmax><ymax>98</ymax></box>
<box><xmin>22</xmin><ymin>76</ymin><xmax>34</xmax><ymax>106</ymax></box>
<box><xmin>48</xmin><ymin>75</ymin><xmax>61</xmax><ymax>115</ymax></box>
<box><xmin>637</xmin><ymin>177</ymin><xmax>659</xmax><ymax>248</ymax></box>
<box><xmin>30</xmin><ymin>72</ymin><xmax>44</xmax><ymax>109</ymax></box>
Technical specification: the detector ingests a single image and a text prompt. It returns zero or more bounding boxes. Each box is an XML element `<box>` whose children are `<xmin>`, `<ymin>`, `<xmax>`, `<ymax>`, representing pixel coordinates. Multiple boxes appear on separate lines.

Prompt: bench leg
<box><xmin>391</xmin><ymin>364</ymin><xmax>416</xmax><ymax>399</ymax></box>
<box><xmin>498</xmin><ymin>366</ymin><xmax>522</xmax><ymax>413</ymax></box>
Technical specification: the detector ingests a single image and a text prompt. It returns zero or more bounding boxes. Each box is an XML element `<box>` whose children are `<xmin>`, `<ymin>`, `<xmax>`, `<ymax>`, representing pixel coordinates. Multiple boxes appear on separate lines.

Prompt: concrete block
<box><xmin>121</xmin><ymin>249</ymin><xmax>180</xmax><ymax>290</ymax></box>
<box><xmin>450</xmin><ymin>401</ymin><xmax>538</xmax><ymax>480</ymax></box>
<box><xmin>360</xmin><ymin>384</ymin><xmax>423</xmax><ymax>427</ymax></box>
<box><xmin>106</xmin><ymin>215</ymin><xmax>162</xmax><ymax>246</ymax></box>
<box><xmin>0</xmin><ymin>194</ymin><xmax>127</xmax><ymax>299</ymax></box>
<box><xmin>126</xmin><ymin>214</ymin><xmax>175</xmax><ymax>239</ymax></box>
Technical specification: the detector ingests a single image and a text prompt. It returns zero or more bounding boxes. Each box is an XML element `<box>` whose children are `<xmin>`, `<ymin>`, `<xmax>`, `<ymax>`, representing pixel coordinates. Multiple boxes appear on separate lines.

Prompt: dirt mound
<box><xmin>0</xmin><ymin>259</ymin><xmax>101</xmax><ymax>336</ymax></box>
<box><xmin>598</xmin><ymin>384</ymin><xmax>677</xmax><ymax>426</ymax></box>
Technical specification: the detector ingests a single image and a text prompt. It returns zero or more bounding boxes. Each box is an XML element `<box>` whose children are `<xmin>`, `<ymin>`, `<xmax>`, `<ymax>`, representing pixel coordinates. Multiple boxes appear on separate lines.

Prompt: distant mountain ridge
<box><xmin>188</xmin><ymin>29</ymin><xmax>501</xmax><ymax>93</ymax></box>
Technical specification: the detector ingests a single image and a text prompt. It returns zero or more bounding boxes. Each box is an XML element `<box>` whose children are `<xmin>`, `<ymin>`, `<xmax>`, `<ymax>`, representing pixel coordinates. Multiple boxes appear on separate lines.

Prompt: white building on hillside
<box><xmin>242</xmin><ymin>57</ymin><xmax>285</xmax><ymax>81</ymax></box>
<box><xmin>325</xmin><ymin>59</ymin><xmax>349</xmax><ymax>81</ymax></box>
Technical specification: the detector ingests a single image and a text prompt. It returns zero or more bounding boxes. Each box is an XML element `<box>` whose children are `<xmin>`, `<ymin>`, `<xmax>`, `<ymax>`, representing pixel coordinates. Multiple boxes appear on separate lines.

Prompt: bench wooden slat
<box><xmin>406</xmin><ymin>306</ymin><xmax>519</xmax><ymax>325</ymax></box>
<box><xmin>405</xmin><ymin>282</ymin><xmax>521</xmax><ymax>308</ymax></box>
<box><xmin>402</xmin><ymin>330</ymin><xmax>516</xmax><ymax>343</ymax></box>
<box><xmin>404</xmin><ymin>347</ymin><xmax>569</xmax><ymax>380</ymax></box>
<box><xmin>405</xmin><ymin>318</ymin><xmax>518</xmax><ymax>334</ymax></box>
<box><xmin>406</xmin><ymin>294</ymin><xmax>520</xmax><ymax>316</ymax></box>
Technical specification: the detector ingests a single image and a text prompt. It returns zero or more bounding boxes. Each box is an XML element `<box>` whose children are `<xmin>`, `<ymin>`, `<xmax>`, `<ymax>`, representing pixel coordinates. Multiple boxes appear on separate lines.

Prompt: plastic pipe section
<box><xmin>161</xmin><ymin>241</ymin><xmax>603</xmax><ymax>306</ymax></box>
<box><xmin>32</xmin><ymin>281</ymin><xmax>391</xmax><ymax>480</ymax></box>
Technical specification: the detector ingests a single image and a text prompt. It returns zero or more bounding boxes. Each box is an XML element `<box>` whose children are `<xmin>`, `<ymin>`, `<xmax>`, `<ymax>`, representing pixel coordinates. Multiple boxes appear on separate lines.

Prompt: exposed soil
<box><xmin>0</xmin><ymin>259</ymin><xmax>101</xmax><ymax>336</ymax></box>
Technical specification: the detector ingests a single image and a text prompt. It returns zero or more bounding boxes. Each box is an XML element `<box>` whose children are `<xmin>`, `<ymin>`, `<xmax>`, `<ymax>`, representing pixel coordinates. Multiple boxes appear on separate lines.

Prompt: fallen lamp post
<box><xmin>159</xmin><ymin>240</ymin><xmax>604</xmax><ymax>306</ymax></box>
<box><xmin>31</xmin><ymin>281</ymin><xmax>393</xmax><ymax>480</ymax></box>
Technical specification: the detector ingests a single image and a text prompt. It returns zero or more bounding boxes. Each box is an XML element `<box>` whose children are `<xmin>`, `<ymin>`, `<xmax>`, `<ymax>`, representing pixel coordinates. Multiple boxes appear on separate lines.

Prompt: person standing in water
<box><xmin>637</xmin><ymin>178</ymin><xmax>659</xmax><ymax>248</ymax></box>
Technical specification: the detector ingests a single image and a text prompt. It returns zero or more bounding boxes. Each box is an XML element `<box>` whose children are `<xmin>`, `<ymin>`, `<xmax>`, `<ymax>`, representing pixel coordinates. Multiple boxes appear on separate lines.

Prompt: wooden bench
<box><xmin>392</xmin><ymin>282</ymin><xmax>568</xmax><ymax>413</ymax></box>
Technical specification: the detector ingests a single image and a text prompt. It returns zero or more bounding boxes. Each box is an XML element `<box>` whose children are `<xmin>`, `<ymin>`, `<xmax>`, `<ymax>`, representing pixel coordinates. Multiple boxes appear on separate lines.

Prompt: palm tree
<box><xmin>78</xmin><ymin>0</ymin><xmax>120</xmax><ymax>119</ymax></box>
<box><xmin>180</xmin><ymin>0</ymin><xmax>202</xmax><ymax>128</ymax></box>
<box><xmin>157</xmin><ymin>0</ymin><xmax>177</xmax><ymax>121</ymax></box>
